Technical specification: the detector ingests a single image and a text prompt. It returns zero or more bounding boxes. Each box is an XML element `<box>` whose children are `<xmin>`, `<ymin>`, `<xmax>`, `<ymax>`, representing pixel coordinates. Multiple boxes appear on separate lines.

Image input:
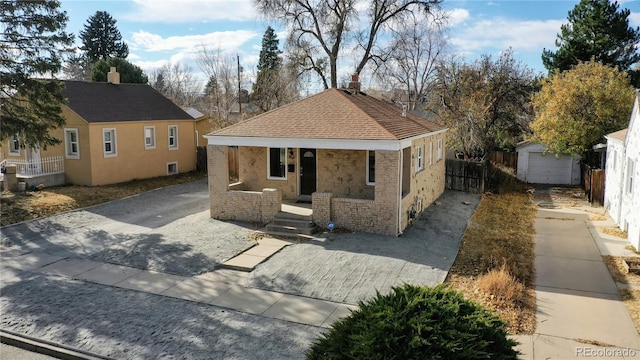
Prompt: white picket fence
<box><xmin>3</xmin><ymin>156</ymin><xmax>64</xmax><ymax>176</ymax></box>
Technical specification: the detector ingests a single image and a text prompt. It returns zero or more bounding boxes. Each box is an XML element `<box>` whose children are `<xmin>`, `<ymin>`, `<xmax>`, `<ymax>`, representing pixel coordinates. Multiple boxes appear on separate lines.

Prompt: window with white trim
<box><xmin>144</xmin><ymin>126</ymin><xmax>156</xmax><ymax>149</ymax></box>
<box><xmin>612</xmin><ymin>149</ymin><xmax>617</xmax><ymax>171</ymax></box>
<box><xmin>416</xmin><ymin>145</ymin><xmax>425</xmax><ymax>172</ymax></box>
<box><xmin>168</xmin><ymin>125</ymin><xmax>178</xmax><ymax>150</ymax></box>
<box><xmin>167</xmin><ymin>162</ymin><xmax>178</xmax><ymax>175</ymax></box>
<box><xmin>366</xmin><ymin>150</ymin><xmax>375</xmax><ymax>185</ymax></box>
<box><xmin>627</xmin><ymin>159</ymin><xmax>635</xmax><ymax>195</ymax></box>
<box><xmin>64</xmin><ymin>128</ymin><xmax>80</xmax><ymax>159</ymax></box>
<box><xmin>9</xmin><ymin>134</ymin><xmax>20</xmax><ymax>155</ymax></box>
<box><xmin>102</xmin><ymin>128</ymin><xmax>117</xmax><ymax>157</ymax></box>
<box><xmin>267</xmin><ymin>147</ymin><xmax>287</xmax><ymax>180</ymax></box>
<box><xmin>429</xmin><ymin>141</ymin><xmax>433</xmax><ymax>166</ymax></box>
<box><xmin>436</xmin><ymin>139</ymin><xmax>443</xmax><ymax>161</ymax></box>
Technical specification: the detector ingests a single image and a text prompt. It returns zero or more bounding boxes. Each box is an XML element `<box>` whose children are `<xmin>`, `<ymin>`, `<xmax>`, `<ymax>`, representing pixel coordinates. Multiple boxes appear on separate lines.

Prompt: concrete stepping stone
<box><xmin>75</xmin><ymin>263</ymin><xmax>141</xmax><ymax>286</ymax></box>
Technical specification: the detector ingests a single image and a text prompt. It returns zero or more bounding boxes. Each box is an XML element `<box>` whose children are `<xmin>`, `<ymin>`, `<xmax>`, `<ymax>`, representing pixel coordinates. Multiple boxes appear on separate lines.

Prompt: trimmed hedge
<box><xmin>306</xmin><ymin>284</ymin><xmax>519</xmax><ymax>360</ymax></box>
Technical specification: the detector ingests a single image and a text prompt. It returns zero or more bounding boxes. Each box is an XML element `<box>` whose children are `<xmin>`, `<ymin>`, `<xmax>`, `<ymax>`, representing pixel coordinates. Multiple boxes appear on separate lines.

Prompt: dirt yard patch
<box><xmin>445</xmin><ymin>165</ymin><xmax>537</xmax><ymax>334</ymax></box>
<box><xmin>0</xmin><ymin>172</ymin><xmax>206</xmax><ymax>226</ymax></box>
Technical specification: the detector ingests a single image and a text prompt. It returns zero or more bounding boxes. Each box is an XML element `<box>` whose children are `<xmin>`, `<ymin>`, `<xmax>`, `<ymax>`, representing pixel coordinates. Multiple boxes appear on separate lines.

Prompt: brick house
<box><xmin>205</xmin><ymin>78</ymin><xmax>447</xmax><ymax>236</ymax></box>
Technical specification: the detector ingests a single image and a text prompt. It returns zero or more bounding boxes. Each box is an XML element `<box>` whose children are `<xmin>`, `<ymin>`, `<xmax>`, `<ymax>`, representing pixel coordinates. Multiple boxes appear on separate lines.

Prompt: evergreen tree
<box><xmin>0</xmin><ymin>0</ymin><xmax>73</xmax><ymax>148</ymax></box>
<box><xmin>91</xmin><ymin>58</ymin><xmax>148</xmax><ymax>84</ymax></box>
<box><xmin>542</xmin><ymin>0</ymin><xmax>640</xmax><ymax>85</ymax></box>
<box><xmin>251</xmin><ymin>26</ymin><xmax>283</xmax><ymax>111</ymax></box>
<box><xmin>80</xmin><ymin>11</ymin><xmax>128</xmax><ymax>62</ymax></box>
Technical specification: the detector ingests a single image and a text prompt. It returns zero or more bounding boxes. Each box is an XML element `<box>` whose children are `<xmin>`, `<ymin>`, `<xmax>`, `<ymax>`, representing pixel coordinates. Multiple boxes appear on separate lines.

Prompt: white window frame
<box><xmin>366</xmin><ymin>150</ymin><xmax>375</xmax><ymax>185</ymax></box>
<box><xmin>168</xmin><ymin>125</ymin><xmax>178</xmax><ymax>150</ymax></box>
<box><xmin>627</xmin><ymin>159</ymin><xmax>635</xmax><ymax>195</ymax></box>
<box><xmin>436</xmin><ymin>139</ymin><xmax>443</xmax><ymax>161</ymax></box>
<box><xmin>9</xmin><ymin>134</ymin><xmax>20</xmax><ymax>155</ymax></box>
<box><xmin>416</xmin><ymin>145</ymin><xmax>425</xmax><ymax>172</ymax></box>
<box><xmin>64</xmin><ymin>128</ymin><xmax>80</xmax><ymax>159</ymax></box>
<box><xmin>144</xmin><ymin>126</ymin><xmax>156</xmax><ymax>149</ymax></box>
<box><xmin>267</xmin><ymin>147</ymin><xmax>287</xmax><ymax>180</ymax></box>
<box><xmin>102</xmin><ymin>128</ymin><xmax>117</xmax><ymax>158</ymax></box>
<box><xmin>167</xmin><ymin>161</ymin><xmax>178</xmax><ymax>175</ymax></box>
<box><xmin>612</xmin><ymin>149</ymin><xmax>617</xmax><ymax>171</ymax></box>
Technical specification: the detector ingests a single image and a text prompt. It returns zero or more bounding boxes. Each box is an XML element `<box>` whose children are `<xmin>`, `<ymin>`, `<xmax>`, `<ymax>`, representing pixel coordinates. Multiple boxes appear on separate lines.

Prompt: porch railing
<box><xmin>4</xmin><ymin>156</ymin><xmax>64</xmax><ymax>176</ymax></box>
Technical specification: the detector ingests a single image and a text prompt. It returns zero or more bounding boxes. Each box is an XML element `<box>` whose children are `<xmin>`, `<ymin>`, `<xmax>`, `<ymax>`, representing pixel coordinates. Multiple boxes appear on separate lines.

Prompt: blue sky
<box><xmin>59</xmin><ymin>0</ymin><xmax>639</xmax><ymax>91</ymax></box>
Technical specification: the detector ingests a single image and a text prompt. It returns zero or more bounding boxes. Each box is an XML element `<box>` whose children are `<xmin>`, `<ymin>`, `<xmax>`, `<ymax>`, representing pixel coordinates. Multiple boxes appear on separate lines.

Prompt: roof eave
<box><xmin>205</xmin><ymin>128</ymin><xmax>447</xmax><ymax>151</ymax></box>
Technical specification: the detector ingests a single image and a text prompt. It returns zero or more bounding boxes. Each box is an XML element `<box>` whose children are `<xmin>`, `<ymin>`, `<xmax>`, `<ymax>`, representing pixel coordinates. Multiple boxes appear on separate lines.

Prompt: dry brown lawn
<box><xmin>603</xmin><ymin>256</ymin><xmax>640</xmax><ymax>333</ymax></box>
<box><xmin>445</xmin><ymin>165</ymin><xmax>537</xmax><ymax>334</ymax></box>
<box><xmin>1</xmin><ymin>171</ymin><xmax>206</xmax><ymax>226</ymax></box>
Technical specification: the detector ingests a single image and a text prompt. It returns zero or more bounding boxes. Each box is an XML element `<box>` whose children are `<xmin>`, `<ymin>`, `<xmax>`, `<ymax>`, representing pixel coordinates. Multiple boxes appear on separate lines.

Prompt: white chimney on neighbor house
<box><xmin>107</xmin><ymin>67</ymin><xmax>120</xmax><ymax>84</ymax></box>
<box><xmin>347</xmin><ymin>73</ymin><xmax>361</xmax><ymax>92</ymax></box>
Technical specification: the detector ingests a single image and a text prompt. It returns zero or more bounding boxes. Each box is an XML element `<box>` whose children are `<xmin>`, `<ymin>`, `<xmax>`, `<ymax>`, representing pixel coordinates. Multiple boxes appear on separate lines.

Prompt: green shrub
<box><xmin>306</xmin><ymin>284</ymin><xmax>519</xmax><ymax>360</ymax></box>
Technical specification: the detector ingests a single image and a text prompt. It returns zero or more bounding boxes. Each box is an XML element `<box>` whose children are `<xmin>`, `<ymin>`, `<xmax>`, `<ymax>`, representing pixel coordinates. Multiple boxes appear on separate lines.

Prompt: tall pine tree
<box><xmin>542</xmin><ymin>0</ymin><xmax>640</xmax><ymax>85</ymax></box>
<box><xmin>0</xmin><ymin>0</ymin><xmax>73</xmax><ymax>148</ymax></box>
<box><xmin>80</xmin><ymin>10</ymin><xmax>128</xmax><ymax>62</ymax></box>
<box><xmin>251</xmin><ymin>26</ymin><xmax>283</xmax><ymax>112</ymax></box>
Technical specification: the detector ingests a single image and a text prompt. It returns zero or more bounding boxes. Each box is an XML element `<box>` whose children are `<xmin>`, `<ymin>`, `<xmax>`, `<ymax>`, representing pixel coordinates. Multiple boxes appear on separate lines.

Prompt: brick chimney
<box><xmin>347</xmin><ymin>74</ymin><xmax>360</xmax><ymax>91</ymax></box>
<box><xmin>107</xmin><ymin>67</ymin><xmax>120</xmax><ymax>84</ymax></box>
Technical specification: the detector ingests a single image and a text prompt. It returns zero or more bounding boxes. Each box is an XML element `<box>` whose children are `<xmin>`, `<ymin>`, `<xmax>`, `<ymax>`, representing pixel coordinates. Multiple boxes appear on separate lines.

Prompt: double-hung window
<box><xmin>627</xmin><ymin>159</ymin><xmax>635</xmax><ymax>195</ymax></box>
<box><xmin>168</xmin><ymin>125</ymin><xmax>178</xmax><ymax>150</ymax></box>
<box><xmin>144</xmin><ymin>126</ymin><xmax>156</xmax><ymax>149</ymax></box>
<box><xmin>65</xmin><ymin>128</ymin><xmax>80</xmax><ymax>159</ymax></box>
<box><xmin>436</xmin><ymin>139</ymin><xmax>443</xmax><ymax>161</ymax></box>
<box><xmin>103</xmin><ymin>128</ymin><xmax>117</xmax><ymax>157</ymax></box>
<box><xmin>366</xmin><ymin>150</ymin><xmax>375</xmax><ymax>185</ymax></box>
<box><xmin>267</xmin><ymin>147</ymin><xmax>286</xmax><ymax>180</ymax></box>
<box><xmin>416</xmin><ymin>145</ymin><xmax>425</xmax><ymax>172</ymax></box>
<box><xmin>9</xmin><ymin>134</ymin><xmax>20</xmax><ymax>155</ymax></box>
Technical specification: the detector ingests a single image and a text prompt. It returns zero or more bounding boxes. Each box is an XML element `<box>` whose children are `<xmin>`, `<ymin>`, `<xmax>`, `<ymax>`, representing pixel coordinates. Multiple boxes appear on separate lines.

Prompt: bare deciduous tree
<box><xmin>253</xmin><ymin>0</ymin><xmax>440</xmax><ymax>89</ymax></box>
<box><xmin>377</xmin><ymin>11</ymin><xmax>447</xmax><ymax>110</ymax></box>
<box><xmin>149</xmin><ymin>62</ymin><xmax>201</xmax><ymax>107</ymax></box>
<box><xmin>197</xmin><ymin>47</ymin><xmax>240</xmax><ymax>127</ymax></box>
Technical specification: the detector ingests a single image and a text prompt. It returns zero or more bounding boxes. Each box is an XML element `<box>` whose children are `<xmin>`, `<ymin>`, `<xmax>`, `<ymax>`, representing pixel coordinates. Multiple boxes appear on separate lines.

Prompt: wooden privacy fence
<box><xmin>582</xmin><ymin>163</ymin><xmax>605</xmax><ymax>206</ymax></box>
<box><xmin>445</xmin><ymin>159</ymin><xmax>487</xmax><ymax>193</ymax></box>
<box><xmin>196</xmin><ymin>146</ymin><xmax>239</xmax><ymax>183</ymax></box>
<box><xmin>489</xmin><ymin>151</ymin><xmax>517</xmax><ymax>169</ymax></box>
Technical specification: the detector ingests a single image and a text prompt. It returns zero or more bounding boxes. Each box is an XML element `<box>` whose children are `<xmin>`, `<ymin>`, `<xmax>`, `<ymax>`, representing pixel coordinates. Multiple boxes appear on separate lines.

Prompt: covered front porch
<box><xmin>207</xmin><ymin>144</ymin><xmax>404</xmax><ymax>236</ymax></box>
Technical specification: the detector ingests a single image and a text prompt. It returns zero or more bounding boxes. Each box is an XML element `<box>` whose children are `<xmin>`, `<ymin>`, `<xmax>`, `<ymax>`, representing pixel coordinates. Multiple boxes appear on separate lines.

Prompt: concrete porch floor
<box><xmin>282</xmin><ymin>200</ymin><xmax>312</xmax><ymax>217</ymax></box>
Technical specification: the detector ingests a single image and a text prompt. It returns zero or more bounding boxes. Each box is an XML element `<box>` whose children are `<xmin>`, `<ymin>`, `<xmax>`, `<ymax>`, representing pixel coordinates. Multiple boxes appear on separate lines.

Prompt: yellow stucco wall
<box><xmin>86</xmin><ymin>120</ymin><xmax>196</xmax><ymax>186</ymax></box>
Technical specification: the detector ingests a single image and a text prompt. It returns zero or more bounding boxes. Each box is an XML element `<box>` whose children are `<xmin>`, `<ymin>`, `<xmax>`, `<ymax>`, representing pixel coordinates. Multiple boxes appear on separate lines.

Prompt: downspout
<box><xmin>398</xmin><ymin>148</ymin><xmax>403</xmax><ymax>236</ymax></box>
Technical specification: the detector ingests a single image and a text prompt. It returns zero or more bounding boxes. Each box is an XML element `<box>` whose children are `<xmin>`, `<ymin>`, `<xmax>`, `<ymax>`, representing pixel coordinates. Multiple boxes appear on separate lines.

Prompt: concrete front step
<box><xmin>266</xmin><ymin>223</ymin><xmax>315</xmax><ymax>236</ymax></box>
<box><xmin>275</xmin><ymin>211</ymin><xmax>312</xmax><ymax>221</ymax></box>
<box><xmin>262</xmin><ymin>230</ymin><xmax>317</xmax><ymax>240</ymax></box>
<box><xmin>271</xmin><ymin>217</ymin><xmax>315</xmax><ymax>227</ymax></box>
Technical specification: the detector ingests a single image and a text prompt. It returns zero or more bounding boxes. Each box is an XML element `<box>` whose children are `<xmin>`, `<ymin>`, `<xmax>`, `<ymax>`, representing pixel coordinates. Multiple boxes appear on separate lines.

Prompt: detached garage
<box><xmin>516</xmin><ymin>142</ymin><xmax>581</xmax><ymax>185</ymax></box>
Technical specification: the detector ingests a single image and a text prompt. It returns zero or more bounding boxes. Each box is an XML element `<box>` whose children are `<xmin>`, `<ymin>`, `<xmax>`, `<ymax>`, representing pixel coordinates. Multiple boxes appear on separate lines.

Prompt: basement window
<box><xmin>167</xmin><ymin>162</ymin><xmax>178</xmax><ymax>175</ymax></box>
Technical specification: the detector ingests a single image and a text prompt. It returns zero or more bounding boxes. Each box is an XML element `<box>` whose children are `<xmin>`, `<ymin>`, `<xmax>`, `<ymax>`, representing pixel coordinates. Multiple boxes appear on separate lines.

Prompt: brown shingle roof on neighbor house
<box><xmin>62</xmin><ymin>80</ymin><xmax>193</xmax><ymax>123</ymax></box>
<box><xmin>210</xmin><ymin>88</ymin><xmax>446</xmax><ymax>140</ymax></box>
<box><xmin>607</xmin><ymin>128</ymin><xmax>628</xmax><ymax>142</ymax></box>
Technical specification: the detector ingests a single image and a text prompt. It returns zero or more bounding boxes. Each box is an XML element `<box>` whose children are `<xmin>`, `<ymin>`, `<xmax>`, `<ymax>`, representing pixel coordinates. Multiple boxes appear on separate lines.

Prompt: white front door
<box><xmin>27</xmin><ymin>146</ymin><xmax>41</xmax><ymax>174</ymax></box>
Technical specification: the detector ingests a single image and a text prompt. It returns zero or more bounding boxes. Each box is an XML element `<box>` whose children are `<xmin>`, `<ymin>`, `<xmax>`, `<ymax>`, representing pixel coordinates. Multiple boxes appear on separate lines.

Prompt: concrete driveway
<box><xmin>1</xmin><ymin>179</ymin><xmax>256</xmax><ymax>276</ymax></box>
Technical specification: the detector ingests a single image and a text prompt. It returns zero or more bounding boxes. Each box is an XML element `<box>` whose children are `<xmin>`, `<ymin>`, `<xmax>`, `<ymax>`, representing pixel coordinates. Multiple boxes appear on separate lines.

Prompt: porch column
<box><xmin>374</xmin><ymin>150</ymin><xmax>401</xmax><ymax>236</ymax></box>
<box><xmin>208</xmin><ymin>145</ymin><xmax>229</xmax><ymax>218</ymax></box>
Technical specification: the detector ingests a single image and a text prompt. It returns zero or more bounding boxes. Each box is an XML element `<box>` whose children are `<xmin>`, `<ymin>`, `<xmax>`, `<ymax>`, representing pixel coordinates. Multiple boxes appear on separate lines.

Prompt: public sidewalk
<box><xmin>2</xmin><ymin>236</ymin><xmax>357</xmax><ymax>330</ymax></box>
<box><xmin>513</xmin><ymin>191</ymin><xmax>640</xmax><ymax>359</ymax></box>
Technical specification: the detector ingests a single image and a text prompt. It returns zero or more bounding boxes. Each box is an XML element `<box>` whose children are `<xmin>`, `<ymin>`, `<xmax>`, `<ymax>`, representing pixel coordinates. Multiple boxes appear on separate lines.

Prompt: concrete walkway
<box><xmin>3</xmin><ymin>243</ymin><xmax>357</xmax><ymax>330</ymax></box>
<box><xmin>514</xmin><ymin>193</ymin><xmax>640</xmax><ymax>359</ymax></box>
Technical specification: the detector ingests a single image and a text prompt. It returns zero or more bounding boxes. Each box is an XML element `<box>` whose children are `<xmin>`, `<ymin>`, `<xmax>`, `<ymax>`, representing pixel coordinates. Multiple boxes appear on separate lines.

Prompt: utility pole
<box><xmin>237</xmin><ymin>54</ymin><xmax>242</xmax><ymax>115</ymax></box>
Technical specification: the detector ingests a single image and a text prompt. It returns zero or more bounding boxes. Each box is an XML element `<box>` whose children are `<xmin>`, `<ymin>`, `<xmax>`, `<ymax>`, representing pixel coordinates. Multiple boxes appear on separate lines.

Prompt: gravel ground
<box><xmin>247</xmin><ymin>190</ymin><xmax>481</xmax><ymax>304</ymax></box>
<box><xmin>0</xmin><ymin>179</ymin><xmax>256</xmax><ymax>276</ymax></box>
<box><xmin>0</xmin><ymin>269</ymin><xmax>320</xmax><ymax>359</ymax></box>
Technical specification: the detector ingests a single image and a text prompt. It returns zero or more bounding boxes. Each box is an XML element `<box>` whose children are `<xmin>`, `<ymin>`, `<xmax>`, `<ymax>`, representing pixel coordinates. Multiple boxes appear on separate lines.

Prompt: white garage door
<box><xmin>526</xmin><ymin>152</ymin><xmax>572</xmax><ymax>184</ymax></box>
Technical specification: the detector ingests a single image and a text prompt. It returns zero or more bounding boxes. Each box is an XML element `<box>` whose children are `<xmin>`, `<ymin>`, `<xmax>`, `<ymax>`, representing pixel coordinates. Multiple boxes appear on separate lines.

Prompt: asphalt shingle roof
<box><xmin>62</xmin><ymin>80</ymin><xmax>193</xmax><ymax>123</ymax></box>
<box><xmin>210</xmin><ymin>88</ymin><xmax>445</xmax><ymax>140</ymax></box>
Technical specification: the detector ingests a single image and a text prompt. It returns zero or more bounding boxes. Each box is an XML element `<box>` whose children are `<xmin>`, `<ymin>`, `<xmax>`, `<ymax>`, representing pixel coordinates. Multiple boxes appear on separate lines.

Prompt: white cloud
<box><xmin>449</xmin><ymin>17</ymin><xmax>564</xmax><ymax>53</ymax></box>
<box><xmin>629</xmin><ymin>12</ymin><xmax>640</xmax><ymax>27</ymax></box>
<box><xmin>125</xmin><ymin>0</ymin><xmax>257</xmax><ymax>23</ymax></box>
<box><xmin>129</xmin><ymin>30</ymin><xmax>258</xmax><ymax>53</ymax></box>
<box><xmin>445</xmin><ymin>8</ymin><xmax>470</xmax><ymax>27</ymax></box>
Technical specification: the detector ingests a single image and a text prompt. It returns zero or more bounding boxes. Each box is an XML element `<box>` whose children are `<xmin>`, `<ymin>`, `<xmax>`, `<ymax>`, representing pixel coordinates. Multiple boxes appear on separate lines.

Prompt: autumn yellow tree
<box><xmin>530</xmin><ymin>60</ymin><xmax>634</xmax><ymax>157</ymax></box>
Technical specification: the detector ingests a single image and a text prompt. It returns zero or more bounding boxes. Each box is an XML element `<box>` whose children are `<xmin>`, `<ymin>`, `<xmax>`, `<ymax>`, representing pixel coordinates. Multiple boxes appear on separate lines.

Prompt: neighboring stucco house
<box><xmin>604</xmin><ymin>91</ymin><xmax>640</xmax><ymax>250</ymax></box>
<box><xmin>516</xmin><ymin>142</ymin><xmax>581</xmax><ymax>185</ymax></box>
<box><xmin>2</xmin><ymin>68</ymin><xmax>197</xmax><ymax>186</ymax></box>
<box><xmin>205</xmin><ymin>79</ymin><xmax>447</xmax><ymax>236</ymax></box>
